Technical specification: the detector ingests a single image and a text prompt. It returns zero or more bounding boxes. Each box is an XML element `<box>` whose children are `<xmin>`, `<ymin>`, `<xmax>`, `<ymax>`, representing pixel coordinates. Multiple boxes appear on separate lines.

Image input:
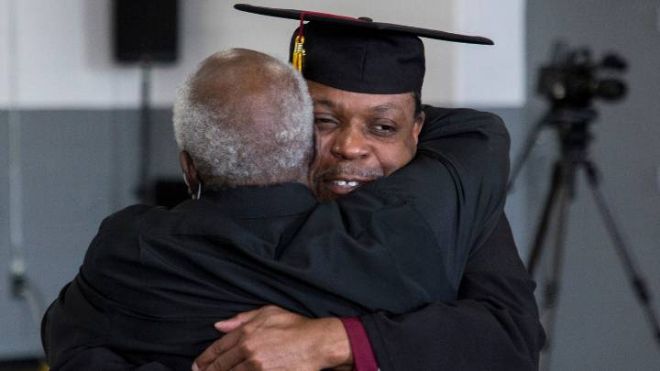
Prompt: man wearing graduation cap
<box><xmin>191</xmin><ymin>4</ymin><xmax>544</xmax><ymax>371</ymax></box>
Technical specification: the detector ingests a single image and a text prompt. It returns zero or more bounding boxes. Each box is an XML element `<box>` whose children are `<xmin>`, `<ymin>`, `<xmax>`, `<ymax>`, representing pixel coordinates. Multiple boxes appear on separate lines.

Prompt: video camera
<box><xmin>537</xmin><ymin>43</ymin><xmax>627</xmax><ymax>108</ymax></box>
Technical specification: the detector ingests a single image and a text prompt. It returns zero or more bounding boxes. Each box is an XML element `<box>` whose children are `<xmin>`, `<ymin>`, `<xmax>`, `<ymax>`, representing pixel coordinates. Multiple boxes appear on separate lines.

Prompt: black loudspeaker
<box><xmin>113</xmin><ymin>0</ymin><xmax>179</xmax><ymax>63</ymax></box>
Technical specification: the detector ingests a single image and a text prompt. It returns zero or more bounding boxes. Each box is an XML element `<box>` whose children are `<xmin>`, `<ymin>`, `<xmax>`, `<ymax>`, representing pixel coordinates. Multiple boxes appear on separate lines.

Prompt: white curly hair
<box><xmin>173</xmin><ymin>49</ymin><xmax>313</xmax><ymax>190</ymax></box>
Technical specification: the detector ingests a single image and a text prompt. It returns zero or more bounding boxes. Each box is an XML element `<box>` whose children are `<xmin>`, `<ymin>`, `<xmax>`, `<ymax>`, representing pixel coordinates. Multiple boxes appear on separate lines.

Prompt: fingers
<box><xmin>196</xmin><ymin>306</ymin><xmax>292</xmax><ymax>371</ymax></box>
<box><xmin>201</xmin><ymin>346</ymin><xmax>244</xmax><ymax>371</ymax></box>
<box><xmin>214</xmin><ymin>319</ymin><xmax>240</xmax><ymax>334</ymax></box>
<box><xmin>194</xmin><ymin>328</ymin><xmax>241</xmax><ymax>370</ymax></box>
<box><xmin>215</xmin><ymin>307</ymin><xmax>264</xmax><ymax>333</ymax></box>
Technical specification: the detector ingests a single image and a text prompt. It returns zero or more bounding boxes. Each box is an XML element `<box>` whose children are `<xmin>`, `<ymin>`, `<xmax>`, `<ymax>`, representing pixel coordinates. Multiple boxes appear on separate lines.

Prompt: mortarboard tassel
<box><xmin>292</xmin><ymin>13</ymin><xmax>307</xmax><ymax>71</ymax></box>
<box><xmin>289</xmin><ymin>10</ymin><xmax>370</xmax><ymax>72</ymax></box>
<box><xmin>292</xmin><ymin>34</ymin><xmax>305</xmax><ymax>72</ymax></box>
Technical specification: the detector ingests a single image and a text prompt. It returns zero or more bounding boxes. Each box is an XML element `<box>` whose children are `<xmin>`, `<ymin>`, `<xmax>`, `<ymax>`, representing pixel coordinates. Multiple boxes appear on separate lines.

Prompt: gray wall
<box><xmin>526</xmin><ymin>1</ymin><xmax>660</xmax><ymax>370</ymax></box>
<box><xmin>0</xmin><ymin>109</ymin><xmax>178</xmax><ymax>358</ymax></box>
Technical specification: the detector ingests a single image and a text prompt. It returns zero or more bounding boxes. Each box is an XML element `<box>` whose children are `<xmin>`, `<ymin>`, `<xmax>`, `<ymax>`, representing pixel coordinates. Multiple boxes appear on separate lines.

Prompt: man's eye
<box><xmin>371</xmin><ymin>122</ymin><xmax>398</xmax><ymax>136</ymax></box>
<box><xmin>314</xmin><ymin>117</ymin><xmax>338</xmax><ymax>129</ymax></box>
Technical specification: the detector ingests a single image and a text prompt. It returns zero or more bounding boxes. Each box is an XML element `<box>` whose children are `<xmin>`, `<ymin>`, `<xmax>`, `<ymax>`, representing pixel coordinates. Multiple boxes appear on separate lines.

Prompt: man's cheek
<box><xmin>381</xmin><ymin>151</ymin><xmax>414</xmax><ymax>176</ymax></box>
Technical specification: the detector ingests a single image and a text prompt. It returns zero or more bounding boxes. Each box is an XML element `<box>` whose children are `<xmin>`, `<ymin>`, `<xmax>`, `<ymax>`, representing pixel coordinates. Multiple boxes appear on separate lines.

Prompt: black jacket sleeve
<box><xmin>358</xmin><ymin>106</ymin><xmax>544</xmax><ymax>370</ymax></box>
<box><xmin>361</xmin><ymin>215</ymin><xmax>545</xmax><ymax>371</ymax></box>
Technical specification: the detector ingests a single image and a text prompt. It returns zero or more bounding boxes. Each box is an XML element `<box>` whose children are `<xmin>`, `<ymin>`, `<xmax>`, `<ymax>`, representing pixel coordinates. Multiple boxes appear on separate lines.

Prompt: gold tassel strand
<box><xmin>292</xmin><ymin>35</ymin><xmax>305</xmax><ymax>72</ymax></box>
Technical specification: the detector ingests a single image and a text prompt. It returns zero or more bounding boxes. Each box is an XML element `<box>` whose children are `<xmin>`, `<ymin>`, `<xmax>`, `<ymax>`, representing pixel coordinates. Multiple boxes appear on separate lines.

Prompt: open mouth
<box><xmin>313</xmin><ymin>164</ymin><xmax>384</xmax><ymax>199</ymax></box>
<box><xmin>324</xmin><ymin>178</ymin><xmax>371</xmax><ymax>195</ymax></box>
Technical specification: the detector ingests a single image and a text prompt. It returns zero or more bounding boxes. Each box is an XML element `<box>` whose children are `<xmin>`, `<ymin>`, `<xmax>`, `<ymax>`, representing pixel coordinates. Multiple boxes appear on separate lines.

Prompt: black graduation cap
<box><xmin>234</xmin><ymin>3</ymin><xmax>494</xmax><ymax>95</ymax></box>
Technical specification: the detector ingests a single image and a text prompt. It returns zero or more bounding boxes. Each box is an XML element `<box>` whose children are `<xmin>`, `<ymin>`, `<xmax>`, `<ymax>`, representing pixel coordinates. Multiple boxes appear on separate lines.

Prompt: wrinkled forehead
<box><xmin>306</xmin><ymin>80</ymin><xmax>418</xmax><ymax>121</ymax></box>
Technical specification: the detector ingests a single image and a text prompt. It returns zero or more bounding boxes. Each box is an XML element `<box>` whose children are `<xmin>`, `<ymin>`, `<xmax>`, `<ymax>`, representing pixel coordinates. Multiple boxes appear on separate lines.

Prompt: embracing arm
<box><xmin>194</xmin><ymin>215</ymin><xmax>544</xmax><ymax>371</ymax></box>
<box><xmin>353</xmin><ymin>109</ymin><xmax>543</xmax><ymax>370</ymax></box>
<box><xmin>361</xmin><ymin>215</ymin><xmax>545</xmax><ymax>371</ymax></box>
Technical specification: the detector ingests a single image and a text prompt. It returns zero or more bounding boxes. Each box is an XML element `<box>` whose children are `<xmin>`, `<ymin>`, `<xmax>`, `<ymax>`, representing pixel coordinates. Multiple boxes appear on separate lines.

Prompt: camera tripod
<box><xmin>509</xmin><ymin>107</ymin><xmax>660</xmax><ymax>366</ymax></box>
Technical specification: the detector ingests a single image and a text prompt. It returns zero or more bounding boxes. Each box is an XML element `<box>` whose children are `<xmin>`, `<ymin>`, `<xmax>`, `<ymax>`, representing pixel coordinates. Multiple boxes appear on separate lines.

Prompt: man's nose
<box><xmin>331</xmin><ymin>126</ymin><xmax>370</xmax><ymax>160</ymax></box>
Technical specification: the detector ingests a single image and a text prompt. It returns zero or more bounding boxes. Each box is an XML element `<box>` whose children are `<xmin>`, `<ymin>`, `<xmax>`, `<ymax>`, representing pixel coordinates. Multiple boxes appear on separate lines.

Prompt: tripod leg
<box><xmin>528</xmin><ymin>162</ymin><xmax>564</xmax><ymax>275</ymax></box>
<box><xmin>539</xmin><ymin>169</ymin><xmax>572</xmax><ymax>370</ymax></box>
<box><xmin>508</xmin><ymin>112</ymin><xmax>551</xmax><ymax>192</ymax></box>
<box><xmin>583</xmin><ymin>162</ymin><xmax>660</xmax><ymax>346</ymax></box>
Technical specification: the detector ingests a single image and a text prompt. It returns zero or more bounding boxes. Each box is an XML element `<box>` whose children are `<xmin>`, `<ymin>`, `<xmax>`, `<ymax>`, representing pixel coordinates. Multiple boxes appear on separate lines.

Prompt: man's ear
<box><xmin>412</xmin><ymin>111</ymin><xmax>425</xmax><ymax>145</ymax></box>
<box><xmin>179</xmin><ymin>151</ymin><xmax>199</xmax><ymax>194</ymax></box>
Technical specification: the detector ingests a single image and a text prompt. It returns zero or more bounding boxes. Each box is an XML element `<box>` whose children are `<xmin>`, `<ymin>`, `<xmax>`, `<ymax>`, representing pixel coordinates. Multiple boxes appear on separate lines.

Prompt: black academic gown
<box><xmin>361</xmin><ymin>106</ymin><xmax>545</xmax><ymax>371</ymax></box>
<box><xmin>42</xmin><ymin>107</ymin><xmax>543</xmax><ymax>370</ymax></box>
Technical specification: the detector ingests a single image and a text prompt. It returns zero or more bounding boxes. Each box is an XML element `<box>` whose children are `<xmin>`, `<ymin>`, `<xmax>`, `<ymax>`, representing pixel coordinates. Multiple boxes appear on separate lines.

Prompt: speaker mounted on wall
<box><xmin>113</xmin><ymin>0</ymin><xmax>179</xmax><ymax>64</ymax></box>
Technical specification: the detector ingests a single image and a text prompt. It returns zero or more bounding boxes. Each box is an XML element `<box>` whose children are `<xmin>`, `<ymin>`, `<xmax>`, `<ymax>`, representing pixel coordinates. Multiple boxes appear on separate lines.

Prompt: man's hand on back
<box><xmin>193</xmin><ymin>305</ymin><xmax>353</xmax><ymax>371</ymax></box>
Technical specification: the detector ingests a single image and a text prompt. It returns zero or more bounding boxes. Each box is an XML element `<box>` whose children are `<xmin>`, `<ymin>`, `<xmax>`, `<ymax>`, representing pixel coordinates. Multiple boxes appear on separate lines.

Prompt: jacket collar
<box><xmin>176</xmin><ymin>182</ymin><xmax>317</xmax><ymax>219</ymax></box>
